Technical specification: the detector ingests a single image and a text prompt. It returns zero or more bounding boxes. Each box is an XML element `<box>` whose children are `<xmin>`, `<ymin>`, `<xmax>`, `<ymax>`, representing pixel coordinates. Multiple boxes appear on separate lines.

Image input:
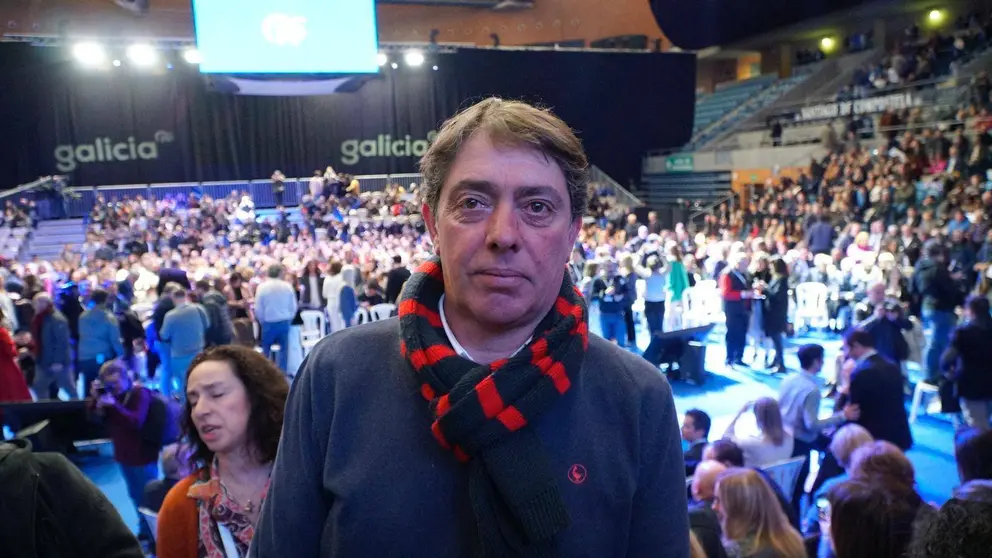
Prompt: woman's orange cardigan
<box><xmin>156</xmin><ymin>473</ymin><xmax>200</xmax><ymax>558</ymax></box>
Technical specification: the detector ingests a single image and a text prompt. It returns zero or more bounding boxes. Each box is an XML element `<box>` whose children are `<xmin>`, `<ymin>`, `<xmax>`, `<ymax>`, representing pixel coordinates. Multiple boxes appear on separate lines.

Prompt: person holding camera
<box><xmin>855</xmin><ymin>292</ymin><xmax>911</xmax><ymax>370</ymax></box>
<box><xmin>89</xmin><ymin>360</ymin><xmax>159</xmax><ymax>545</ymax></box>
<box><xmin>637</xmin><ymin>236</ymin><xmax>669</xmax><ymax>337</ymax></box>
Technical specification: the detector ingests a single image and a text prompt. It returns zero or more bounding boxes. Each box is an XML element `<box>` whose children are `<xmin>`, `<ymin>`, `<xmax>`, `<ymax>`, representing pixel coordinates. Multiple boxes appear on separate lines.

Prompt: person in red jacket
<box><xmin>0</xmin><ymin>306</ymin><xmax>31</xmax><ymax>416</ymax></box>
<box><xmin>721</xmin><ymin>253</ymin><xmax>755</xmax><ymax>367</ymax></box>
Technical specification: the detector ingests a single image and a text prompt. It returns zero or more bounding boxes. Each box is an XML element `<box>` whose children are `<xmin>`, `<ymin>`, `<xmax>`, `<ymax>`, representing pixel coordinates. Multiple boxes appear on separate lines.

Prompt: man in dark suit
<box><xmin>843</xmin><ymin>329</ymin><xmax>913</xmax><ymax>450</ymax></box>
<box><xmin>681</xmin><ymin>408</ymin><xmax>711</xmax><ymax>476</ymax></box>
<box><xmin>384</xmin><ymin>255</ymin><xmax>411</xmax><ymax>304</ymax></box>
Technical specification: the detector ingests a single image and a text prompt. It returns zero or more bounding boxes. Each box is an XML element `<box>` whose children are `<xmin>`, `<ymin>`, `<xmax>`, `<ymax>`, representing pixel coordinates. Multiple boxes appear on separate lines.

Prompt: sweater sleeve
<box><xmin>249</xmin><ymin>349</ymin><xmax>333</xmax><ymax>558</ymax></box>
<box><xmin>719</xmin><ymin>273</ymin><xmax>742</xmax><ymax>301</ymax></box>
<box><xmin>157</xmin><ymin>475</ymin><xmax>199</xmax><ymax>558</ymax></box>
<box><xmin>36</xmin><ymin>451</ymin><xmax>145</xmax><ymax>558</ymax></box>
<box><xmin>626</xmin><ymin>373</ymin><xmax>690</xmax><ymax>556</ymax></box>
<box><xmin>108</xmin><ymin>388</ymin><xmax>151</xmax><ymax>431</ymax></box>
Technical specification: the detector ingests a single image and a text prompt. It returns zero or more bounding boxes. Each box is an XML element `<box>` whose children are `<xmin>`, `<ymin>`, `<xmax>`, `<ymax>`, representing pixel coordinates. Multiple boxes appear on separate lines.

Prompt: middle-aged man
<box><xmin>254</xmin><ymin>263</ymin><xmax>298</xmax><ymax>373</ymax></box>
<box><xmin>911</xmin><ymin>240</ymin><xmax>964</xmax><ymax>382</ymax></box>
<box><xmin>778</xmin><ymin>343</ymin><xmax>859</xmax><ymax>512</ymax></box>
<box><xmin>688</xmin><ymin>460</ymin><xmax>729</xmax><ymax>558</ymax></box>
<box><xmin>384</xmin><ymin>254</ymin><xmax>412</xmax><ymax>304</ymax></box>
<box><xmin>158</xmin><ymin>286</ymin><xmax>208</xmax><ymax>400</ymax></box>
<box><xmin>77</xmin><ymin>289</ymin><xmax>125</xmax><ymax>395</ymax></box>
<box><xmin>89</xmin><ymin>360</ymin><xmax>158</xmax><ymax>544</ymax></box>
<box><xmin>31</xmin><ymin>292</ymin><xmax>74</xmax><ymax>399</ymax></box>
<box><xmin>842</xmin><ymin>329</ymin><xmax>913</xmax><ymax>450</ymax></box>
<box><xmin>681</xmin><ymin>408</ymin><xmax>711</xmax><ymax>476</ymax></box>
<box><xmin>252</xmin><ymin>98</ymin><xmax>689</xmax><ymax>557</ymax></box>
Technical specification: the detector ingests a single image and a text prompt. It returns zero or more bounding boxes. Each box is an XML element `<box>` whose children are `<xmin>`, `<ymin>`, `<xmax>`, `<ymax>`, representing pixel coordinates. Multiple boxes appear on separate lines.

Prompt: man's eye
<box><xmin>528</xmin><ymin>201</ymin><xmax>549</xmax><ymax>213</ymax></box>
<box><xmin>461</xmin><ymin>198</ymin><xmax>481</xmax><ymax>210</ymax></box>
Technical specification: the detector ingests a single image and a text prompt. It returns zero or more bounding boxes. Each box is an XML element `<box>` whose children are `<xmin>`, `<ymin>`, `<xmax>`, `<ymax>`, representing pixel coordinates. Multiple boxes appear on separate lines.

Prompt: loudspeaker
<box><xmin>641</xmin><ymin>324</ymin><xmax>714</xmax><ymax>384</ymax></box>
<box><xmin>678</xmin><ymin>341</ymin><xmax>707</xmax><ymax>385</ymax></box>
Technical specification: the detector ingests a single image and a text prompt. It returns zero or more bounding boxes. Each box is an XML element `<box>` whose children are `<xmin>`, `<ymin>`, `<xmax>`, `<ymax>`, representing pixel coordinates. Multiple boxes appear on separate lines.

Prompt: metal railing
<box><xmin>2</xmin><ymin>173</ymin><xmax>426</xmax><ymax>220</ymax></box>
<box><xmin>589</xmin><ymin>165</ymin><xmax>643</xmax><ymax>208</ymax></box>
<box><xmin>687</xmin><ymin>191</ymin><xmax>735</xmax><ymax>234</ymax></box>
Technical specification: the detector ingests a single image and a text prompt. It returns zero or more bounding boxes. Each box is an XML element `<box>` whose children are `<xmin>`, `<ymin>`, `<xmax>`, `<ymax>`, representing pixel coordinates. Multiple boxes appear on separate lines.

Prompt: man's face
<box><xmin>807</xmin><ymin>357</ymin><xmax>824</xmax><ymax>375</ymax></box>
<box><xmin>424</xmin><ymin>133</ymin><xmax>580</xmax><ymax>331</ymax></box>
<box><xmin>869</xmin><ymin>283</ymin><xmax>886</xmax><ymax>304</ymax></box>
<box><xmin>101</xmin><ymin>370</ymin><xmax>127</xmax><ymax>395</ymax></box>
<box><xmin>843</xmin><ymin>342</ymin><xmax>862</xmax><ymax>361</ymax></box>
<box><xmin>681</xmin><ymin>415</ymin><xmax>702</xmax><ymax>442</ymax></box>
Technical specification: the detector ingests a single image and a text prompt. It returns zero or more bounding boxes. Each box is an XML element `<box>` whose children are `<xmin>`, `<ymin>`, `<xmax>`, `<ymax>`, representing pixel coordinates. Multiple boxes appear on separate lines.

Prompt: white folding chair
<box><xmin>299</xmin><ymin>309</ymin><xmax>326</xmax><ymax>354</ymax></box>
<box><xmin>761</xmin><ymin>455</ymin><xmax>807</xmax><ymax>498</ymax></box>
<box><xmin>682</xmin><ymin>280</ymin><xmax>721</xmax><ymax>327</ymax></box>
<box><xmin>794</xmin><ymin>282</ymin><xmax>830</xmax><ymax>330</ymax></box>
<box><xmin>370</xmin><ymin>303</ymin><xmax>396</xmax><ymax>322</ymax></box>
<box><xmin>138</xmin><ymin>507</ymin><xmax>158</xmax><ymax>543</ymax></box>
<box><xmin>354</xmin><ymin>307</ymin><xmax>371</xmax><ymax>325</ymax></box>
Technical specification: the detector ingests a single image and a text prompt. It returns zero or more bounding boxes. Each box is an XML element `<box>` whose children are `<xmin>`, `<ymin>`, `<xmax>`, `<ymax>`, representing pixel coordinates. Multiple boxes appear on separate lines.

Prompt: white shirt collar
<box><xmin>438</xmin><ymin>294</ymin><xmax>530</xmax><ymax>364</ymax></box>
<box><xmin>856</xmin><ymin>349</ymin><xmax>877</xmax><ymax>365</ymax></box>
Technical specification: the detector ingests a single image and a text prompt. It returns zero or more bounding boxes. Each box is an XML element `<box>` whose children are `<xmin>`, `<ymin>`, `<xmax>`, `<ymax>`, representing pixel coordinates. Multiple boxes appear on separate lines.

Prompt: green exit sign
<box><xmin>665</xmin><ymin>155</ymin><xmax>694</xmax><ymax>172</ymax></box>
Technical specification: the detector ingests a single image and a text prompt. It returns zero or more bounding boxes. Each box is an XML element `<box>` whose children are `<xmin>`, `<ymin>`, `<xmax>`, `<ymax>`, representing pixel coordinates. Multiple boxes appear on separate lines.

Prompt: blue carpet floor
<box><xmin>79</xmin><ymin>322</ymin><xmax>960</xmax><ymax>534</ymax></box>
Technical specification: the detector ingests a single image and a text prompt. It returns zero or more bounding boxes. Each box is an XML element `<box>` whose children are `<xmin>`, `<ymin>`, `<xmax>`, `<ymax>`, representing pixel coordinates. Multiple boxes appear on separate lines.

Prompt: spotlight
<box><xmin>432</xmin><ymin>65</ymin><xmax>438</xmax><ymax>71</ymax></box>
<box><xmin>127</xmin><ymin>44</ymin><xmax>158</xmax><ymax>66</ymax></box>
<box><xmin>390</xmin><ymin>62</ymin><xmax>398</xmax><ymax>69</ymax></box>
<box><xmin>113</xmin><ymin>59</ymin><xmax>122</xmax><ymax>67</ymax></box>
<box><xmin>819</xmin><ymin>36</ymin><xmax>836</xmax><ymax>52</ymax></box>
<box><xmin>72</xmin><ymin>42</ymin><xmax>107</xmax><ymax>66</ymax></box>
<box><xmin>377</xmin><ymin>52</ymin><xmax>388</xmax><ymax>67</ymax></box>
<box><xmin>183</xmin><ymin>48</ymin><xmax>203</xmax><ymax>64</ymax></box>
<box><xmin>404</xmin><ymin>50</ymin><xmax>425</xmax><ymax>67</ymax></box>
<box><xmin>928</xmin><ymin>9</ymin><xmax>944</xmax><ymax>24</ymax></box>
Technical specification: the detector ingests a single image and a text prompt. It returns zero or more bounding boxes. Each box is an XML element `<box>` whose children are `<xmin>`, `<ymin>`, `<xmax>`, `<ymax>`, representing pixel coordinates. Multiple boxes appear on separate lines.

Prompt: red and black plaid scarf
<box><xmin>399</xmin><ymin>256</ymin><xmax>589</xmax><ymax>557</ymax></box>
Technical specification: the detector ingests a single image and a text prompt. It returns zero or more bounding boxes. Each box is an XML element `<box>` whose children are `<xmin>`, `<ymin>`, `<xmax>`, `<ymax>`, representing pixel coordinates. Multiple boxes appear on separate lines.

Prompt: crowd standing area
<box><xmin>1</xmin><ymin>100</ymin><xmax>991</xmax><ymax>558</ymax></box>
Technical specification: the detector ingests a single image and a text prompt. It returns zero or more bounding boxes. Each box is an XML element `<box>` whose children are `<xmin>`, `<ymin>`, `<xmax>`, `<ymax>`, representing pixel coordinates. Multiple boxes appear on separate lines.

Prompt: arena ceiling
<box><xmin>0</xmin><ymin>0</ymin><xmax>664</xmax><ymax>47</ymax></box>
<box><xmin>651</xmin><ymin>0</ymin><xmax>978</xmax><ymax>51</ymax></box>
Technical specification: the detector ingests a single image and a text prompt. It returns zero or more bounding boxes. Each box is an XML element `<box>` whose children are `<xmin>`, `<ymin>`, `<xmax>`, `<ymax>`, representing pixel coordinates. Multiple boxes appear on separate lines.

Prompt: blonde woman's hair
<box><xmin>689</xmin><ymin>531</ymin><xmax>707</xmax><ymax>558</ymax></box>
<box><xmin>716</xmin><ymin>468</ymin><xmax>806</xmax><ymax>558</ymax></box>
<box><xmin>753</xmin><ymin>397</ymin><xmax>787</xmax><ymax>447</ymax></box>
<box><xmin>829</xmin><ymin>424</ymin><xmax>875</xmax><ymax>469</ymax></box>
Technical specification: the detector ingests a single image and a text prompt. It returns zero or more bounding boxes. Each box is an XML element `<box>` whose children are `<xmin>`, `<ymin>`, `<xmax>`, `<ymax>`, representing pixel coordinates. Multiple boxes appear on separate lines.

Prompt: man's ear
<box><xmin>566</xmin><ymin>215</ymin><xmax>582</xmax><ymax>263</ymax></box>
<box><xmin>422</xmin><ymin>202</ymin><xmax>440</xmax><ymax>255</ymax></box>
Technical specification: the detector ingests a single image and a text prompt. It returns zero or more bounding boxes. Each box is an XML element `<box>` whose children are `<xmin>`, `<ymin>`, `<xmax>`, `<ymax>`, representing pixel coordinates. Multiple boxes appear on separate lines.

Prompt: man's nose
<box><xmin>485</xmin><ymin>203</ymin><xmax>520</xmax><ymax>252</ymax></box>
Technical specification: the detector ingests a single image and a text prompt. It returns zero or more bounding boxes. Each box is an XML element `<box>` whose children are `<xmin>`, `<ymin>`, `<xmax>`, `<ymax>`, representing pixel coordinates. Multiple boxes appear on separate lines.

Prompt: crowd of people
<box><xmin>0</xmin><ymin>91</ymin><xmax>990</xmax><ymax>558</ymax></box>
<box><xmin>835</xmin><ymin>16</ymin><xmax>991</xmax><ymax>102</ymax></box>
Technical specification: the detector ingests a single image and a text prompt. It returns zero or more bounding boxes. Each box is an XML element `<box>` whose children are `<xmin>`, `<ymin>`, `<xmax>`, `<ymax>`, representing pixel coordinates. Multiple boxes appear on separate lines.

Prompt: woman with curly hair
<box><xmin>157</xmin><ymin>345</ymin><xmax>289</xmax><ymax>558</ymax></box>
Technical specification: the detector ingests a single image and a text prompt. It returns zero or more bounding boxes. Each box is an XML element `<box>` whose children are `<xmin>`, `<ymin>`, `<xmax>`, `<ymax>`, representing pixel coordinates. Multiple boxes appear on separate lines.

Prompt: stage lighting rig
<box><xmin>127</xmin><ymin>44</ymin><xmax>159</xmax><ymax>66</ymax></box>
<box><xmin>404</xmin><ymin>50</ymin><xmax>425</xmax><ymax>67</ymax></box>
<box><xmin>183</xmin><ymin>48</ymin><xmax>203</xmax><ymax>64</ymax></box>
<box><xmin>72</xmin><ymin>42</ymin><xmax>107</xmax><ymax>66</ymax></box>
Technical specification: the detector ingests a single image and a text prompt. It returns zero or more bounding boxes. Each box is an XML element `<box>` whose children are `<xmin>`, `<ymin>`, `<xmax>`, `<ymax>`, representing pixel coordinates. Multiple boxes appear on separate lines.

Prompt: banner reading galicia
<box><xmin>794</xmin><ymin>91</ymin><xmax>927</xmax><ymax>122</ymax></box>
<box><xmin>0</xmin><ymin>47</ymin><xmax>697</xmax><ymax>188</ymax></box>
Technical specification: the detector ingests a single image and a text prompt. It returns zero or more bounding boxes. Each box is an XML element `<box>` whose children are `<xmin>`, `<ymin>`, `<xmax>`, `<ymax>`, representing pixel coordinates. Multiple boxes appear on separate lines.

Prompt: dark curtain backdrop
<box><xmin>0</xmin><ymin>44</ymin><xmax>695</xmax><ymax>188</ymax></box>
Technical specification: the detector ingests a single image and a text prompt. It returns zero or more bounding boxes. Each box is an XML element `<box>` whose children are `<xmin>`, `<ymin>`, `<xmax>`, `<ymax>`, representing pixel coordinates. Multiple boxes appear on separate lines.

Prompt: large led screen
<box><xmin>191</xmin><ymin>0</ymin><xmax>379</xmax><ymax>74</ymax></box>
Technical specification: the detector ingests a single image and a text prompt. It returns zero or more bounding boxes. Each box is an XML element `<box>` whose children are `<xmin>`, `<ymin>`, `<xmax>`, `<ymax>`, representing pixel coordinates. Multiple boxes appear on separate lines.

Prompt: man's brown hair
<box><xmin>419</xmin><ymin>97</ymin><xmax>589</xmax><ymax>220</ymax></box>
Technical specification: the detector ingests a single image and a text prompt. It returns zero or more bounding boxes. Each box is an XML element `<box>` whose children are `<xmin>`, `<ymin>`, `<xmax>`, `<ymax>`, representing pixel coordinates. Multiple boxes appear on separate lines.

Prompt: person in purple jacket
<box><xmin>90</xmin><ymin>360</ymin><xmax>159</xmax><ymax>545</ymax></box>
<box><xmin>251</xmin><ymin>98</ymin><xmax>690</xmax><ymax>558</ymax></box>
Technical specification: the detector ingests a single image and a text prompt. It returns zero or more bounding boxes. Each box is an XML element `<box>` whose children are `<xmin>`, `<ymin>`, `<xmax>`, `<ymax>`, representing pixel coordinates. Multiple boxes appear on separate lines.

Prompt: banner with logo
<box><xmin>0</xmin><ymin>45</ymin><xmax>696</xmax><ymax>188</ymax></box>
<box><xmin>793</xmin><ymin>91</ymin><xmax>926</xmax><ymax>122</ymax></box>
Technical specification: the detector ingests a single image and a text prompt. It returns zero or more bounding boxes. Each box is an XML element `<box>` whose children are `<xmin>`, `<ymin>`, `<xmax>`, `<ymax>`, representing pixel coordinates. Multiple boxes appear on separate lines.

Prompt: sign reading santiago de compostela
<box><xmin>795</xmin><ymin>92</ymin><xmax>923</xmax><ymax>122</ymax></box>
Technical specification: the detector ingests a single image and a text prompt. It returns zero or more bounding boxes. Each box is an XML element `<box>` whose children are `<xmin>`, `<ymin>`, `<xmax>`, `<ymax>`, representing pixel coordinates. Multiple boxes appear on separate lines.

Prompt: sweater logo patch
<box><xmin>567</xmin><ymin>464</ymin><xmax>587</xmax><ymax>485</ymax></box>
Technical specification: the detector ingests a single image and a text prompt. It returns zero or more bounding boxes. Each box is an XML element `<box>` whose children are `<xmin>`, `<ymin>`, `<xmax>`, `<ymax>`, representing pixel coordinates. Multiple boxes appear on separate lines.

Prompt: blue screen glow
<box><xmin>191</xmin><ymin>0</ymin><xmax>379</xmax><ymax>74</ymax></box>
